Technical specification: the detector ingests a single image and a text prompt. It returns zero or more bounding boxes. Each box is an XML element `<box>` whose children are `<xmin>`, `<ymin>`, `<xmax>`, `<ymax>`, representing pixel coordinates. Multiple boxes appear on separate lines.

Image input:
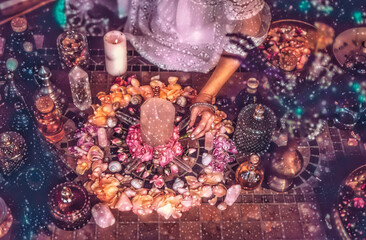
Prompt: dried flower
<box><xmin>76</xmin><ymin>155</ymin><xmax>91</xmax><ymax>175</ymax></box>
<box><xmin>114</xmin><ymin>125</ymin><xmax>123</xmax><ymax>134</ymax></box>
<box><xmin>91</xmin><ymin>174</ymin><xmax>120</xmax><ymax>206</ymax></box>
<box><xmin>210</xmin><ymin>136</ymin><xmax>237</xmax><ymax>172</ymax></box>
<box><xmin>150</xmin><ymin>175</ymin><xmax>165</xmax><ymax>189</ymax></box>
<box><xmin>126</xmin><ymin>125</ymin><xmax>182</xmax><ymax>166</ymax></box>
<box><xmin>136</xmin><ymin>164</ymin><xmax>146</xmax><ymax>173</ymax></box>
<box><xmin>170</xmin><ymin>164</ymin><xmax>179</xmax><ymax>174</ymax></box>
<box><xmin>117</xmin><ymin>152</ymin><xmax>128</xmax><ymax>162</ymax></box>
<box><xmin>111</xmin><ymin>138</ymin><xmax>123</xmax><ymax>146</ymax></box>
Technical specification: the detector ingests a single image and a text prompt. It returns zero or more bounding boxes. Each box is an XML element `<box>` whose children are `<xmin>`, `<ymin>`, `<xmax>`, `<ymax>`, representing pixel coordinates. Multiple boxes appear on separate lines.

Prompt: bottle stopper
<box><xmin>61</xmin><ymin>186</ymin><xmax>73</xmax><ymax>203</ymax></box>
<box><xmin>11</xmin><ymin>17</ymin><xmax>27</xmax><ymax>33</ymax></box>
<box><xmin>249</xmin><ymin>155</ymin><xmax>260</xmax><ymax>165</ymax></box>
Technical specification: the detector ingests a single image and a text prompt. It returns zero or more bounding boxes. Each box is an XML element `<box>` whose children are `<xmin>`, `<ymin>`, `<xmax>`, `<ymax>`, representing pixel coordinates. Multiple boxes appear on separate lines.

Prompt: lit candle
<box><xmin>103</xmin><ymin>31</ymin><xmax>127</xmax><ymax>77</ymax></box>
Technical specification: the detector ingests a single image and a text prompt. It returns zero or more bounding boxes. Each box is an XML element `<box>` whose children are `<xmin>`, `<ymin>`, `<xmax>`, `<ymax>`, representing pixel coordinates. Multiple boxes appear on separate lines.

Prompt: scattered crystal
<box><xmin>68</xmin><ymin>66</ymin><xmax>92</xmax><ymax>111</ymax></box>
<box><xmin>91</xmin><ymin>203</ymin><xmax>115</xmax><ymax>228</ymax></box>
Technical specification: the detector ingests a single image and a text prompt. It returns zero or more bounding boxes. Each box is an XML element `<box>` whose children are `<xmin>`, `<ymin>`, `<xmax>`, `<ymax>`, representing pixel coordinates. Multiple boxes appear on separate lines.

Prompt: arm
<box><xmin>189</xmin><ymin>13</ymin><xmax>263</xmax><ymax>140</ymax></box>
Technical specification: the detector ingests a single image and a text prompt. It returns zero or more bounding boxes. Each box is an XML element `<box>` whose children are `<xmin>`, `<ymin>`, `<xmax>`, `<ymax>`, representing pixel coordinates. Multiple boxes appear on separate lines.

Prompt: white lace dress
<box><xmin>122</xmin><ymin>0</ymin><xmax>271</xmax><ymax>73</ymax></box>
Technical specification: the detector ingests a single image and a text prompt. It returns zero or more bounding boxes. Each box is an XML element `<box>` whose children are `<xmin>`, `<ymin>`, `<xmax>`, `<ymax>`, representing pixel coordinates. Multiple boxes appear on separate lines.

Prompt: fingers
<box><xmin>191</xmin><ymin>112</ymin><xmax>213</xmax><ymax>139</ymax></box>
<box><xmin>195</xmin><ymin>115</ymin><xmax>215</xmax><ymax>139</ymax></box>
<box><xmin>188</xmin><ymin>107</ymin><xmax>199</xmax><ymax>129</ymax></box>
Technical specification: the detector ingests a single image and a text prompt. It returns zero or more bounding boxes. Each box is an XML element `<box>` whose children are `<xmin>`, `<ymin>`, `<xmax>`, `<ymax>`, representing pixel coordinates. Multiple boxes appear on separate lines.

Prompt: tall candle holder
<box><xmin>103</xmin><ymin>31</ymin><xmax>127</xmax><ymax>77</ymax></box>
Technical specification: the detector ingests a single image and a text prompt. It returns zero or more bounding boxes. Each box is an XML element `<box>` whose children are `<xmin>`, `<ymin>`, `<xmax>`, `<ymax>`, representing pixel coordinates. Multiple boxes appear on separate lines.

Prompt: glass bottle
<box><xmin>48</xmin><ymin>182</ymin><xmax>91</xmax><ymax>230</ymax></box>
<box><xmin>68</xmin><ymin>66</ymin><xmax>92</xmax><ymax>111</ymax></box>
<box><xmin>8</xmin><ymin>17</ymin><xmax>34</xmax><ymax>58</ymax></box>
<box><xmin>11</xmin><ymin>102</ymin><xmax>31</xmax><ymax>133</ymax></box>
<box><xmin>18</xmin><ymin>41</ymin><xmax>43</xmax><ymax>82</ymax></box>
<box><xmin>34</xmin><ymin>66</ymin><xmax>67</xmax><ymax>114</ymax></box>
<box><xmin>57</xmin><ymin>30</ymin><xmax>89</xmax><ymax>69</ymax></box>
<box><xmin>233</xmin><ymin>104</ymin><xmax>277</xmax><ymax>155</ymax></box>
<box><xmin>0</xmin><ymin>132</ymin><xmax>27</xmax><ymax>176</ymax></box>
<box><xmin>35</xmin><ymin>96</ymin><xmax>65</xmax><ymax>144</ymax></box>
<box><xmin>235</xmin><ymin>78</ymin><xmax>261</xmax><ymax>111</ymax></box>
<box><xmin>235</xmin><ymin>155</ymin><xmax>264</xmax><ymax>190</ymax></box>
<box><xmin>3</xmin><ymin>72</ymin><xmax>22</xmax><ymax>104</ymax></box>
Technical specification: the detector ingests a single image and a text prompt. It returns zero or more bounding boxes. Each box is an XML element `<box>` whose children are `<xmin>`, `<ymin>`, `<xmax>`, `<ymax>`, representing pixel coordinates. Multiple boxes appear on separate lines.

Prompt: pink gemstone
<box><xmin>115</xmin><ymin>192</ymin><xmax>133</xmax><ymax>212</ymax></box>
<box><xmin>98</xmin><ymin>128</ymin><xmax>109</xmax><ymax>148</ymax></box>
<box><xmin>204</xmin><ymin>132</ymin><xmax>214</xmax><ymax>151</ymax></box>
<box><xmin>224</xmin><ymin>184</ymin><xmax>241</xmax><ymax>206</ymax></box>
<box><xmin>33</xmin><ymin>34</ymin><xmax>44</xmax><ymax>49</ymax></box>
<box><xmin>92</xmin><ymin>203</ymin><xmax>116</xmax><ymax>228</ymax></box>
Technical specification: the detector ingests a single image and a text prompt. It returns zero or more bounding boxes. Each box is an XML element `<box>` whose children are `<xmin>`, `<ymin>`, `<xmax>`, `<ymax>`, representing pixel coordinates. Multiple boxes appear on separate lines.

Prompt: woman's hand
<box><xmin>188</xmin><ymin>93</ymin><xmax>215</xmax><ymax>140</ymax></box>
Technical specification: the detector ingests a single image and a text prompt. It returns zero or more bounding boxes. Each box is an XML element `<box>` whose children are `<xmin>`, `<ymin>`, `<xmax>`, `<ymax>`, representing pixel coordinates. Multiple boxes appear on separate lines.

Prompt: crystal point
<box><xmin>92</xmin><ymin>203</ymin><xmax>115</xmax><ymax>228</ymax></box>
<box><xmin>68</xmin><ymin>66</ymin><xmax>92</xmax><ymax>111</ymax></box>
<box><xmin>224</xmin><ymin>184</ymin><xmax>241</xmax><ymax>206</ymax></box>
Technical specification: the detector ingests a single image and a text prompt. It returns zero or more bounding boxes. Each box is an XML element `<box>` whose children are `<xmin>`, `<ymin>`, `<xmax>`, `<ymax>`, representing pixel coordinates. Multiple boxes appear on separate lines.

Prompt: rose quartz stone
<box><xmin>92</xmin><ymin>203</ymin><xmax>116</xmax><ymax>228</ymax></box>
<box><xmin>204</xmin><ymin>132</ymin><xmax>214</xmax><ymax>151</ymax></box>
<box><xmin>224</xmin><ymin>184</ymin><xmax>241</xmax><ymax>206</ymax></box>
<box><xmin>115</xmin><ymin>192</ymin><xmax>132</xmax><ymax>212</ymax></box>
<box><xmin>98</xmin><ymin>128</ymin><xmax>109</xmax><ymax>148</ymax></box>
<box><xmin>140</xmin><ymin>98</ymin><xmax>175</xmax><ymax>147</ymax></box>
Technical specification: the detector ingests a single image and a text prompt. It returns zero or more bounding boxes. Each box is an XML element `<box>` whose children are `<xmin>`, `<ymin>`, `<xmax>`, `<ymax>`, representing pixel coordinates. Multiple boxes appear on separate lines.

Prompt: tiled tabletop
<box><xmin>1</xmin><ymin>9</ymin><xmax>366</xmax><ymax>239</ymax></box>
<box><xmin>19</xmin><ymin>48</ymin><xmax>363</xmax><ymax>240</ymax></box>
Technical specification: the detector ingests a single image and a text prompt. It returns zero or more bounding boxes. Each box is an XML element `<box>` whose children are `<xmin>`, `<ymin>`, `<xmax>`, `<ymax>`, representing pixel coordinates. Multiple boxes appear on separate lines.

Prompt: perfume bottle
<box><xmin>18</xmin><ymin>41</ymin><xmax>43</xmax><ymax>82</ymax></box>
<box><xmin>235</xmin><ymin>78</ymin><xmax>262</xmax><ymax>110</ymax></box>
<box><xmin>34</xmin><ymin>66</ymin><xmax>67</xmax><ymax>114</ymax></box>
<box><xmin>3</xmin><ymin>72</ymin><xmax>23</xmax><ymax>104</ymax></box>
<box><xmin>233</xmin><ymin>104</ymin><xmax>277</xmax><ymax>155</ymax></box>
<box><xmin>235</xmin><ymin>155</ymin><xmax>264</xmax><ymax>190</ymax></box>
<box><xmin>8</xmin><ymin>17</ymin><xmax>34</xmax><ymax>57</ymax></box>
<box><xmin>35</xmin><ymin>96</ymin><xmax>65</xmax><ymax>144</ymax></box>
<box><xmin>68</xmin><ymin>66</ymin><xmax>92</xmax><ymax>111</ymax></box>
<box><xmin>0</xmin><ymin>132</ymin><xmax>27</xmax><ymax>176</ymax></box>
<box><xmin>48</xmin><ymin>182</ymin><xmax>91</xmax><ymax>230</ymax></box>
<box><xmin>267</xmin><ymin>140</ymin><xmax>303</xmax><ymax>192</ymax></box>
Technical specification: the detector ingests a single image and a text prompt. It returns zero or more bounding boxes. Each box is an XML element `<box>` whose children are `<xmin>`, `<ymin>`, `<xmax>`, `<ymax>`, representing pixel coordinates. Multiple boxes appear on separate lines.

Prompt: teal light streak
<box><xmin>359</xmin><ymin>94</ymin><xmax>366</xmax><ymax>103</ymax></box>
<box><xmin>299</xmin><ymin>0</ymin><xmax>311</xmax><ymax>12</ymax></box>
<box><xmin>54</xmin><ymin>0</ymin><xmax>66</xmax><ymax>28</ymax></box>
<box><xmin>353</xmin><ymin>11</ymin><xmax>363</xmax><ymax>24</ymax></box>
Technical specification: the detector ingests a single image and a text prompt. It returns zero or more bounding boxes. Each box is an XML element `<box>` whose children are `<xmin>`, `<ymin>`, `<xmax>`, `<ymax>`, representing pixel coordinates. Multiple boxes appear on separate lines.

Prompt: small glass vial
<box><xmin>235</xmin><ymin>78</ymin><xmax>261</xmax><ymax>111</ymax></box>
<box><xmin>35</xmin><ymin>96</ymin><xmax>65</xmax><ymax>143</ymax></box>
<box><xmin>235</xmin><ymin>155</ymin><xmax>264</xmax><ymax>190</ymax></box>
<box><xmin>57</xmin><ymin>30</ymin><xmax>89</xmax><ymax>69</ymax></box>
<box><xmin>68</xmin><ymin>66</ymin><xmax>92</xmax><ymax>111</ymax></box>
<box><xmin>9</xmin><ymin>17</ymin><xmax>34</xmax><ymax>57</ymax></box>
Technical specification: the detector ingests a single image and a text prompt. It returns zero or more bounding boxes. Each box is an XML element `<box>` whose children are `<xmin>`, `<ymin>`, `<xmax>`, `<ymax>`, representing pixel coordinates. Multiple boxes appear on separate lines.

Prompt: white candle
<box><xmin>104</xmin><ymin>31</ymin><xmax>127</xmax><ymax>77</ymax></box>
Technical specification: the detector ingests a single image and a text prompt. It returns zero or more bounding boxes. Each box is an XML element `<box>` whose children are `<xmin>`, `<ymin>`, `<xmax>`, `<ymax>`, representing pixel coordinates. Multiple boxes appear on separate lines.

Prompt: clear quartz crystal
<box><xmin>140</xmin><ymin>97</ymin><xmax>175</xmax><ymax>147</ymax></box>
<box><xmin>68</xmin><ymin>66</ymin><xmax>92</xmax><ymax>111</ymax></box>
